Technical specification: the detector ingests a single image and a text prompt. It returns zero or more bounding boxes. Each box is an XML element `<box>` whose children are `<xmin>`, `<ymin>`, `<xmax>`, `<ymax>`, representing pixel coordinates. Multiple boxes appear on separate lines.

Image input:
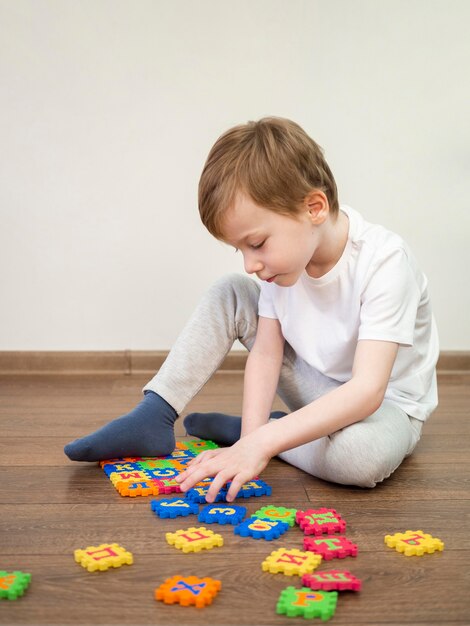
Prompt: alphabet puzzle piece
<box><xmin>303</xmin><ymin>536</ymin><xmax>358</xmax><ymax>560</ymax></box>
<box><xmin>228</xmin><ymin>478</ymin><xmax>272</xmax><ymax>498</ymax></box>
<box><xmin>384</xmin><ymin>530</ymin><xmax>444</xmax><ymax>556</ymax></box>
<box><xmin>198</xmin><ymin>504</ymin><xmax>247</xmax><ymax>525</ymax></box>
<box><xmin>155</xmin><ymin>575</ymin><xmax>221</xmax><ymax>608</ymax></box>
<box><xmin>184</xmin><ymin>440</ymin><xmax>219</xmax><ymax>455</ymax></box>
<box><xmin>115</xmin><ymin>479</ymin><xmax>162</xmax><ymax>497</ymax></box>
<box><xmin>262</xmin><ymin>547</ymin><xmax>322</xmax><ymax>576</ymax></box>
<box><xmin>185</xmin><ymin>485</ymin><xmax>228</xmax><ymax>503</ymax></box>
<box><xmin>254</xmin><ymin>505</ymin><xmax>298</xmax><ymax>527</ymax></box>
<box><xmin>74</xmin><ymin>543</ymin><xmax>133</xmax><ymax>572</ymax></box>
<box><xmin>302</xmin><ymin>569</ymin><xmax>362</xmax><ymax>591</ymax></box>
<box><xmin>0</xmin><ymin>571</ymin><xmax>32</xmax><ymax>600</ymax></box>
<box><xmin>296</xmin><ymin>508</ymin><xmax>346</xmax><ymax>536</ymax></box>
<box><xmin>234</xmin><ymin>517</ymin><xmax>290</xmax><ymax>540</ymax></box>
<box><xmin>151</xmin><ymin>497</ymin><xmax>199</xmax><ymax>519</ymax></box>
<box><xmin>166</xmin><ymin>527</ymin><xmax>224</xmax><ymax>553</ymax></box>
<box><xmin>276</xmin><ymin>586</ymin><xmax>338</xmax><ymax>620</ymax></box>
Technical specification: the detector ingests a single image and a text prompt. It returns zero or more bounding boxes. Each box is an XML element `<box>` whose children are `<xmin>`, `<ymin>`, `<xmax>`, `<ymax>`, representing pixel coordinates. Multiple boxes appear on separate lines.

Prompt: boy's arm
<box><xmin>177</xmin><ymin>339</ymin><xmax>398</xmax><ymax>501</ymax></box>
<box><xmin>240</xmin><ymin>315</ymin><xmax>285</xmax><ymax>437</ymax></box>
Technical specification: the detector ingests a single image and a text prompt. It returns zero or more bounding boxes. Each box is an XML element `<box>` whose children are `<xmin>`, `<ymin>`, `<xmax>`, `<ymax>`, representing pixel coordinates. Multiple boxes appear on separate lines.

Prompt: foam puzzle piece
<box><xmin>296</xmin><ymin>508</ymin><xmax>346</xmax><ymax>536</ymax></box>
<box><xmin>303</xmin><ymin>536</ymin><xmax>358</xmax><ymax>560</ymax></box>
<box><xmin>166</xmin><ymin>527</ymin><xmax>224</xmax><ymax>553</ymax></box>
<box><xmin>185</xmin><ymin>485</ymin><xmax>228</xmax><ymax>503</ymax></box>
<box><xmin>184</xmin><ymin>440</ymin><xmax>219</xmax><ymax>455</ymax></box>
<box><xmin>151</xmin><ymin>497</ymin><xmax>199</xmax><ymax>519</ymax></box>
<box><xmin>155</xmin><ymin>575</ymin><xmax>221</xmax><ymax>608</ymax></box>
<box><xmin>0</xmin><ymin>571</ymin><xmax>32</xmax><ymax>600</ymax></box>
<box><xmin>384</xmin><ymin>530</ymin><xmax>444</xmax><ymax>556</ymax></box>
<box><xmin>228</xmin><ymin>478</ymin><xmax>272</xmax><ymax>498</ymax></box>
<box><xmin>254</xmin><ymin>505</ymin><xmax>298</xmax><ymax>527</ymax></box>
<box><xmin>262</xmin><ymin>547</ymin><xmax>322</xmax><ymax>576</ymax></box>
<box><xmin>74</xmin><ymin>543</ymin><xmax>133</xmax><ymax>572</ymax></box>
<box><xmin>115</xmin><ymin>480</ymin><xmax>161</xmax><ymax>497</ymax></box>
<box><xmin>302</xmin><ymin>569</ymin><xmax>362</xmax><ymax>591</ymax></box>
<box><xmin>198</xmin><ymin>504</ymin><xmax>247</xmax><ymax>525</ymax></box>
<box><xmin>276</xmin><ymin>586</ymin><xmax>338</xmax><ymax>620</ymax></box>
<box><xmin>154</xmin><ymin>478</ymin><xmax>183</xmax><ymax>494</ymax></box>
<box><xmin>234</xmin><ymin>517</ymin><xmax>290</xmax><ymax>541</ymax></box>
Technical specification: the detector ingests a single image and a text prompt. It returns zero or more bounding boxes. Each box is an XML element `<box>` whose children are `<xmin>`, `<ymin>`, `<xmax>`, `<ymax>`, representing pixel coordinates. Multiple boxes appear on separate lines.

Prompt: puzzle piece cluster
<box><xmin>0</xmin><ymin>571</ymin><xmax>31</xmax><ymax>600</ymax></box>
<box><xmin>384</xmin><ymin>530</ymin><xmax>444</xmax><ymax>556</ymax></box>
<box><xmin>74</xmin><ymin>543</ymin><xmax>133</xmax><ymax>572</ymax></box>
<box><xmin>100</xmin><ymin>440</ymin><xmax>218</xmax><ymax>497</ymax></box>
<box><xmin>155</xmin><ymin>575</ymin><xmax>221</xmax><ymax>608</ymax></box>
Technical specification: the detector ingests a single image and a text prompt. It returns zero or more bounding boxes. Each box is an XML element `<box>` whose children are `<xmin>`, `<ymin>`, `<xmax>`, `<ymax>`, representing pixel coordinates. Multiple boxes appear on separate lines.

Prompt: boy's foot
<box><xmin>64</xmin><ymin>391</ymin><xmax>178</xmax><ymax>461</ymax></box>
<box><xmin>183</xmin><ymin>410</ymin><xmax>287</xmax><ymax>446</ymax></box>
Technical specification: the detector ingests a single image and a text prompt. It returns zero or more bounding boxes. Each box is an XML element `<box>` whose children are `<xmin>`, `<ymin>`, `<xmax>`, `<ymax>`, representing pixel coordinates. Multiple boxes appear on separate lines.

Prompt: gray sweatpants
<box><xmin>144</xmin><ymin>274</ymin><xmax>423</xmax><ymax>488</ymax></box>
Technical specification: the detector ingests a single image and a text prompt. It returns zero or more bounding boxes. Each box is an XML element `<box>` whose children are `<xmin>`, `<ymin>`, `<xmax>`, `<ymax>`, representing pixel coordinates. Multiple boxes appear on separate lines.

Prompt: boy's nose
<box><xmin>244</xmin><ymin>255</ymin><xmax>263</xmax><ymax>275</ymax></box>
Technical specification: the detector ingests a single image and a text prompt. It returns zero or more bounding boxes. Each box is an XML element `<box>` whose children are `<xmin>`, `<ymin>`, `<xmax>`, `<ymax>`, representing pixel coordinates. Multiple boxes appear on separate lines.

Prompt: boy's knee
<box><xmin>208</xmin><ymin>273</ymin><xmax>259</xmax><ymax>313</ymax></box>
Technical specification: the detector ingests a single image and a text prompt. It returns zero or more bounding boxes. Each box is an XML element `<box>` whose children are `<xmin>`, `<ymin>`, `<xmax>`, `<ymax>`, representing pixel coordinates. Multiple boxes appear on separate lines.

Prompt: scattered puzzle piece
<box><xmin>198</xmin><ymin>504</ymin><xmax>247</xmax><ymax>525</ymax></box>
<box><xmin>0</xmin><ymin>571</ymin><xmax>32</xmax><ymax>600</ymax></box>
<box><xmin>166</xmin><ymin>527</ymin><xmax>224</xmax><ymax>553</ymax></box>
<box><xmin>303</xmin><ymin>536</ymin><xmax>358</xmax><ymax>560</ymax></box>
<box><xmin>296</xmin><ymin>508</ymin><xmax>346</xmax><ymax>536</ymax></box>
<box><xmin>234</xmin><ymin>517</ymin><xmax>289</xmax><ymax>540</ymax></box>
<box><xmin>151</xmin><ymin>497</ymin><xmax>199</xmax><ymax>519</ymax></box>
<box><xmin>302</xmin><ymin>569</ymin><xmax>362</xmax><ymax>591</ymax></box>
<box><xmin>276</xmin><ymin>586</ymin><xmax>338</xmax><ymax>620</ymax></box>
<box><xmin>74</xmin><ymin>543</ymin><xmax>133</xmax><ymax>572</ymax></box>
<box><xmin>262</xmin><ymin>547</ymin><xmax>322</xmax><ymax>576</ymax></box>
<box><xmin>254</xmin><ymin>506</ymin><xmax>297</xmax><ymax>527</ymax></box>
<box><xmin>229</xmin><ymin>478</ymin><xmax>272</xmax><ymax>498</ymax></box>
<box><xmin>155</xmin><ymin>575</ymin><xmax>221</xmax><ymax>607</ymax></box>
<box><xmin>384</xmin><ymin>530</ymin><xmax>444</xmax><ymax>556</ymax></box>
<box><xmin>185</xmin><ymin>485</ymin><xmax>227</xmax><ymax>503</ymax></box>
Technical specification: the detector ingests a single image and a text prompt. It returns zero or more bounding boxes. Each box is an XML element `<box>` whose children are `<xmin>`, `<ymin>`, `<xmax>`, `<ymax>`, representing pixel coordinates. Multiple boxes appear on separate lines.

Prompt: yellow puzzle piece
<box><xmin>262</xmin><ymin>547</ymin><xmax>322</xmax><ymax>576</ymax></box>
<box><xmin>166</xmin><ymin>527</ymin><xmax>224</xmax><ymax>553</ymax></box>
<box><xmin>384</xmin><ymin>530</ymin><xmax>444</xmax><ymax>556</ymax></box>
<box><xmin>74</xmin><ymin>543</ymin><xmax>134</xmax><ymax>572</ymax></box>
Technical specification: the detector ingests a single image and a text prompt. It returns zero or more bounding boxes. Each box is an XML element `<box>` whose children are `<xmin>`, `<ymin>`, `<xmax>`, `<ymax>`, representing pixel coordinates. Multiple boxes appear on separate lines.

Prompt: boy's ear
<box><xmin>304</xmin><ymin>190</ymin><xmax>329</xmax><ymax>225</ymax></box>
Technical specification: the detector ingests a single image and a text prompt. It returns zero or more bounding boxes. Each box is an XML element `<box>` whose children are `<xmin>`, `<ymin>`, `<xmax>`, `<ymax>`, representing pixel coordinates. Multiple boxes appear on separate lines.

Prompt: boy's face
<box><xmin>221</xmin><ymin>192</ymin><xmax>323</xmax><ymax>287</ymax></box>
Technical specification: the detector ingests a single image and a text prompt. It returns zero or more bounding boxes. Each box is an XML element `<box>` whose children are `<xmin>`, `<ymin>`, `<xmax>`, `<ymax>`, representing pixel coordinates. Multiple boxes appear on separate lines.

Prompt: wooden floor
<box><xmin>0</xmin><ymin>371</ymin><xmax>469</xmax><ymax>625</ymax></box>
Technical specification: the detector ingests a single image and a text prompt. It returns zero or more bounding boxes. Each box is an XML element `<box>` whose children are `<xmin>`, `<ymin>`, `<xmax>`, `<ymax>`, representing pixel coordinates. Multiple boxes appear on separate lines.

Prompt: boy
<box><xmin>65</xmin><ymin>117</ymin><xmax>439</xmax><ymax>503</ymax></box>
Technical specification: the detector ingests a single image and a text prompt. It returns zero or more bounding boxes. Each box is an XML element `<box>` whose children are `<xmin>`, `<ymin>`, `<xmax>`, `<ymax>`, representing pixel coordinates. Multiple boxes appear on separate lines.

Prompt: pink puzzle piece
<box><xmin>303</xmin><ymin>536</ymin><xmax>358</xmax><ymax>560</ymax></box>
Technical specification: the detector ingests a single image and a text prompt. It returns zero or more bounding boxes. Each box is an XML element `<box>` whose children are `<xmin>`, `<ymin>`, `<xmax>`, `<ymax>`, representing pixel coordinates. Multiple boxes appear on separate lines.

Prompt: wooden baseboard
<box><xmin>0</xmin><ymin>350</ymin><xmax>468</xmax><ymax>375</ymax></box>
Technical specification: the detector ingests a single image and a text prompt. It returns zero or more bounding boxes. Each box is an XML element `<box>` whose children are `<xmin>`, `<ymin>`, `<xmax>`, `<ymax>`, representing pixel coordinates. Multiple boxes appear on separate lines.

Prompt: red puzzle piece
<box><xmin>303</xmin><ymin>536</ymin><xmax>358</xmax><ymax>560</ymax></box>
<box><xmin>302</xmin><ymin>569</ymin><xmax>362</xmax><ymax>591</ymax></box>
<box><xmin>296</xmin><ymin>508</ymin><xmax>346</xmax><ymax>536</ymax></box>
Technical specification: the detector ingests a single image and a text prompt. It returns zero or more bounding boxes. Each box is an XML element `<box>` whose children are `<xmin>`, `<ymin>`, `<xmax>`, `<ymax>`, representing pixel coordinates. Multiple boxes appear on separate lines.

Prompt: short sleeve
<box><xmin>359</xmin><ymin>247</ymin><xmax>421</xmax><ymax>346</ymax></box>
<box><xmin>258</xmin><ymin>281</ymin><xmax>278</xmax><ymax>319</ymax></box>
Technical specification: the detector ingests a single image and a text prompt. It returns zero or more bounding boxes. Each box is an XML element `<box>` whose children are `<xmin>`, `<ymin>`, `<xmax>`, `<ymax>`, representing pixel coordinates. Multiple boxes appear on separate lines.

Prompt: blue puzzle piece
<box><xmin>234</xmin><ymin>517</ymin><xmax>289</xmax><ymax>540</ymax></box>
<box><xmin>227</xmin><ymin>479</ymin><xmax>272</xmax><ymax>498</ymax></box>
<box><xmin>151</xmin><ymin>497</ymin><xmax>199</xmax><ymax>518</ymax></box>
<box><xmin>198</xmin><ymin>504</ymin><xmax>247</xmax><ymax>525</ymax></box>
<box><xmin>103</xmin><ymin>462</ymin><xmax>142</xmax><ymax>476</ymax></box>
<box><xmin>185</xmin><ymin>485</ymin><xmax>227</xmax><ymax>503</ymax></box>
<box><xmin>143</xmin><ymin>467</ymin><xmax>180</xmax><ymax>481</ymax></box>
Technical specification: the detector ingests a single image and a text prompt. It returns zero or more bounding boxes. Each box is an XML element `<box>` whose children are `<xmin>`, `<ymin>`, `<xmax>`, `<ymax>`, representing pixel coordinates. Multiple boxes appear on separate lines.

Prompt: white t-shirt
<box><xmin>258</xmin><ymin>205</ymin><xmax>439</xmax><ymax>421</ymax></box>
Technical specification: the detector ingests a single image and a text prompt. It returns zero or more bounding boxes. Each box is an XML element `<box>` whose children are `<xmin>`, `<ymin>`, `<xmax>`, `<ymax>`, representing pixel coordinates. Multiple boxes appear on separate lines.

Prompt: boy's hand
<box><xmin>175</xmin><ymin>434</ymin><xmax>272</xmax><ymax>502</ymax></box>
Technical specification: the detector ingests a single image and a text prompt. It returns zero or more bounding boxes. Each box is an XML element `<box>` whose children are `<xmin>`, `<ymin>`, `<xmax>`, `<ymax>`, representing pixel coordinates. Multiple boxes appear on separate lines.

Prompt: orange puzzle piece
<box><xmin>155</xmin><ymin>575</ymin><xmax>221</xmax><ymax>607</ymax></box>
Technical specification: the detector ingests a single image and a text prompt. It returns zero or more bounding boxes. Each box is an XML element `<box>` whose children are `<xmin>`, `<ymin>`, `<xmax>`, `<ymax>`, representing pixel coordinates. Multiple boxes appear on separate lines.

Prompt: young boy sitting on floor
<box><xmin>65</xmin><ymin>117</ymin><xmax>438</xmax><ymax>503</ymax></box>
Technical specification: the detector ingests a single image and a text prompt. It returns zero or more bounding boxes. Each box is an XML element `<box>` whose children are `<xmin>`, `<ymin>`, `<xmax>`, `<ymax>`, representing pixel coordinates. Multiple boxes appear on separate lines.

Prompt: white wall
<box><xmin>1</xmin><ymin>0</ymin><xmax>469</xmax><ymax>351</ymax></box>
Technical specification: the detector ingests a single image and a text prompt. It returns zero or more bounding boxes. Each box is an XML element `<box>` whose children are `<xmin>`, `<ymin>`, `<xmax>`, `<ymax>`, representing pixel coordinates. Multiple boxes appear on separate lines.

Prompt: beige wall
<box><xmin>1</xmin><ymin>0</ymin><xmax>469</xmax><ymax>350</ymax></box>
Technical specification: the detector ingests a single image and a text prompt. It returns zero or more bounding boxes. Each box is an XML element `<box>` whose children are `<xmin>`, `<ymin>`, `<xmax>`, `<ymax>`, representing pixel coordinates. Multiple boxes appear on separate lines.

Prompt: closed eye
<box><xmin>250</xmin><ymin>240</ymin><xmax>265</xmax><ymax>250</ymax></box>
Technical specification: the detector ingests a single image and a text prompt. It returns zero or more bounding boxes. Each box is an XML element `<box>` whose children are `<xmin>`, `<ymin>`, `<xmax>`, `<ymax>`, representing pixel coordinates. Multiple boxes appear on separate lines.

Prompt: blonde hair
<box><xmin>198</xmin><ymin>116</ymin><xmax>339</xmax><ymax>239</ymax></box>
